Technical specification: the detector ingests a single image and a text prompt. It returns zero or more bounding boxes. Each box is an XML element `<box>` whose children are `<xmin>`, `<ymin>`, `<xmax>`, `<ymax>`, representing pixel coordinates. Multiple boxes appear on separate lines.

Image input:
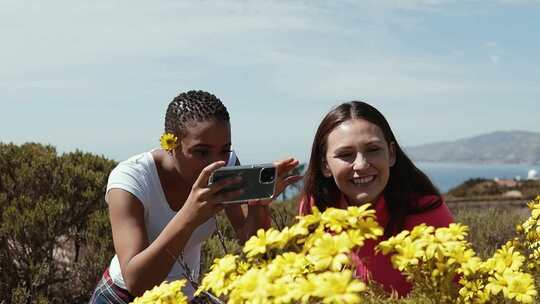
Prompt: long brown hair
<box><xmin>301</xmin><ymin>101</ymin><xmax>441</xmax><ymax>235</ymax></box>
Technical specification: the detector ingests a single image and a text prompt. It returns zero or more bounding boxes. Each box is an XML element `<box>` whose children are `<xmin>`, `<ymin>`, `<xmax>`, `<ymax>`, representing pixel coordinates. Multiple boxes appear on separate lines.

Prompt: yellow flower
<box><xmin>131</xmin><ymin>280</ymin><xmax>187</xmax><ymax>304</ymax></box>
<box><xmin>356</xmin><ymin>217</ymin><xmax>384</xmax><ymax>240</ymax></box>
<box><xmin>410</xmin><ymin>223</ymin><xmax>434</xmax><ymax>240</ymax></box>
<box><xmin>160</xmin><ymin>133</ymin><xmax>178</xmax><ymax>151</ymax></box>
<box><xmin>266</xmin><ymin>252</ymin><xmax>309</xmax><ymax>279</ymax></box>
<box><xmin>243</xmin><ymin>228</ymin><xmax>282</xmax><ymax>258</ymax></box>
<box><xmin>227</xmin><ymin>268</ymin><xmax>271</xmax><ymax>304</ymax></box>
<box><xmin>292</xmin><ymin>275</ymin><xmax>319</xmax><ymax>303</ymax></box>
<box><xmin>486</xmin><ymin>269</ymin><xmax>537</xmax><ymax>303</ymax></box>
<box><xmin>301</xmin><ymin>228</ymin><xmax>326</xmax><ymax>252</ymax></box>
<box><xmin>311</xmin><ymin>270</ymin><xmax>366</xmax><ymax>304</ymax></box>
<box><xmin>528</xmin><ymin>197</ymin><xmax>540</xmax><ymax>220</ymax></box>
<box><xmin>295</xmin><ymin>205</ymin><xmax>322</xmax><ymax>228</ymax></box>
<box><xmin>485</xmin><ymin>242</ymin><xmax>525</xmax><ymax>274</ymax></box>
<box><xmin>196</xmin><ymin>254</ymin><xmax>238</xmax><ymax>296</ymax></box>
<box><xmin>458</xmin><ymin>278</ymin><xmax>490</xmax><ymax>303</ymax></box>
<box><xmin>390</xmin><ymin>238</ymin><xmax>425</xmax><ymax>271</ymax></box>
<box><xmin>506</xmin><ymin>272</ymin><xmax>537</xmax><ymax>304</ymax></box>
<box><xmin>345</xmin><ymin>204</ymin><xmax>376</xmax><ymax>227</ymax></box>
<box><xmin>286</xmin><ymin>223</ymin><xmax>309</xmax><ymax>241</ymax></box>
<box><xmin>321</xmin><ymin>208</ymin><xmax>350</xmax><ymax>232</ymax></box>
<box><xmin>307</xmin><ymin>232</ymin><xmax>354</xmax><ymax>271</ymax></box>
<box><xmin>458</xmin><ymin>256</ymin><xmax>486</xmax><ymax>277</ymax></box>
<box><xmin>376</xmin><ymin>230</ymin><xmax>410</xmax><ymax>255</ymax></box>
<box><xmin>445</xmin><ymin>245</ymin><xmax>475</xmax><ymax>266</ymax></box>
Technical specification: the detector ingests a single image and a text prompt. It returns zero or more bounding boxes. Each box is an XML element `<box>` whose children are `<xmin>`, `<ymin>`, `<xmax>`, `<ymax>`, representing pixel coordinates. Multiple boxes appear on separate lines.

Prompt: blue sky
<box><xmin>1</xmin><ymin>0</ymin><xmax>539</xmax><ymax>163</ymax></box>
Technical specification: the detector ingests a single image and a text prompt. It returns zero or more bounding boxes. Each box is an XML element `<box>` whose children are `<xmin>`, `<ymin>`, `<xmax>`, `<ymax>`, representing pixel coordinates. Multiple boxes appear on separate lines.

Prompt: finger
<box><xmin>281</xmin><ymin>175</ymin><xmax>303</xmax><ymax>187</ymax></box>
<box><xmin>275</xmin><ymin>158</ymin><xmax>300</xmax><ymax>178</ymax></box>
<box><xmin>193</xmin><ymin>161</ymin><xmax>226</xmax><ymax>189</ymax></box>
<box><xmin>274</xmin><ymin>157</ymin><xmax>297</xmax><ymax>169</ymax></box>
<box><xmin>275</xmin><ymin>175</ymin><xmax>303</xmax><ymax>195</ymax></box>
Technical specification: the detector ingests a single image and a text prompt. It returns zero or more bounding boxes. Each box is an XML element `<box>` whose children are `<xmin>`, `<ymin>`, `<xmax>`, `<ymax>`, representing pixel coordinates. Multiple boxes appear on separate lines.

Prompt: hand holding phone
<box><xmin>208</xmin><ymin>164</ymin><xmax>277</xmax><ymax>204</ymax></box>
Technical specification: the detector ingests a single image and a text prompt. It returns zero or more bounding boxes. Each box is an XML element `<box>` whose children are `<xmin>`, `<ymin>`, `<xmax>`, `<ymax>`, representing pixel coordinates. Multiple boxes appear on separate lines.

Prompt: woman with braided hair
<box><xmin>89</xmin><ymin>90</ymin><xmax>301</xmax><ymax>303</ymax></box>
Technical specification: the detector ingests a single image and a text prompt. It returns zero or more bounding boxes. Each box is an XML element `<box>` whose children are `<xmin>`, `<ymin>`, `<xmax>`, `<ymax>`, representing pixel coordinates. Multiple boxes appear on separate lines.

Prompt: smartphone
<box><xmin>208</xmin><ymin>164</ymin><xmax>277</xmax><ymax>204</ymax></box>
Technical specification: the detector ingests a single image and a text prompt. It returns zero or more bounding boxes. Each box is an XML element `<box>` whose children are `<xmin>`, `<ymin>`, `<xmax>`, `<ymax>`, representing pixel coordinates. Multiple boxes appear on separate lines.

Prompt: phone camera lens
<box><xmin>259</xmin><ymin>167</ymin><xmax>276</xmax><ymax>184</ymax></box>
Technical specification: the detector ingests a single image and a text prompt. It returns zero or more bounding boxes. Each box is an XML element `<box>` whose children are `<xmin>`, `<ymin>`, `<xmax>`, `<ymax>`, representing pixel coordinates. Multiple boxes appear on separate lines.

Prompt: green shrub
<box><xmin>450</xmin><ymin>205</ymin><xmax>528</xmax><ymax>258</ymax></box>
<box><xmin>0</xmin><ymin>143</ymin><xmax>116</xmax><ymax>303</ymax></box>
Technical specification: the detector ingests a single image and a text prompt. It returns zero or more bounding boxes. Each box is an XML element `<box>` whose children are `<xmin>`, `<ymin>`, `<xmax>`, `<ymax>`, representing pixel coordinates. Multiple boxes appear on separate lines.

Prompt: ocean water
<box><xmin>280</xmin><ymin>162</ymin><xmax>539</xmax><ymax>199</ymax></box>
<box><xmin>416</xmin><ymin>162</ymin><xmax>540</xmax><ymax>193</ymax></box>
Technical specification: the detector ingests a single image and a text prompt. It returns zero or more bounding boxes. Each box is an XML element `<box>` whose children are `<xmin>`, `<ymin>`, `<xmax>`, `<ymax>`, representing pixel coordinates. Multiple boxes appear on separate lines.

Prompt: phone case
<box><xmin>209</xmin><ymin>164</ymin><xmax>276</xmax><ymax>204</ymax></box>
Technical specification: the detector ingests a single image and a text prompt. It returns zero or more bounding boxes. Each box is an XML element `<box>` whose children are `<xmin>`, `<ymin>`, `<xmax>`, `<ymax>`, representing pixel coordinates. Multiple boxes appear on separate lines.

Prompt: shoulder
<box><xmin>112</xmin><ymin>151</ymin><xmax>153</xmax><ymax>176</ymax></box>
<box><xmin>107</xmin><ymin>151</ymin><xmax>154</xmax><ymax>205</ymax></box>
<box><xmin>404</xmin><ymin>194</ymin><xmax>454</xmax><ymax>230</ymax></box>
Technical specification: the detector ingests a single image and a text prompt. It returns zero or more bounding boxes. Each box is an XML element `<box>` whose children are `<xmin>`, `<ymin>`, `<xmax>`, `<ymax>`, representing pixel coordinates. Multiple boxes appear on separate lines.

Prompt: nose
<box><xmin>208</xmin><ymin>153</ymin><xmax>228</xmax><ymax>165</ymax></box>
<box><xmin>352</xmin><ymin>152</ymin><xmax>369</xmax><ymax>170</ymax></box>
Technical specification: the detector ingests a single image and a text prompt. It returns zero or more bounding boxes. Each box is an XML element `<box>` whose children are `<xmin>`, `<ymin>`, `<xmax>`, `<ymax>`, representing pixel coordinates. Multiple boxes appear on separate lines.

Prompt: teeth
<box><xmin>352</xmin><ymin>176</ymin><xmax>375</xmax><ymax>184</ymax></box>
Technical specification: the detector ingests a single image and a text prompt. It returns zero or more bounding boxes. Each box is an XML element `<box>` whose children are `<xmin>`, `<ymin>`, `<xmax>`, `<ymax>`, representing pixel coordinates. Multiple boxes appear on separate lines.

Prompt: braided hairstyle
<box><xmin>164</xmin><ymin>90</ymin><xmax>230</xmax><ymax>139</ymax></box>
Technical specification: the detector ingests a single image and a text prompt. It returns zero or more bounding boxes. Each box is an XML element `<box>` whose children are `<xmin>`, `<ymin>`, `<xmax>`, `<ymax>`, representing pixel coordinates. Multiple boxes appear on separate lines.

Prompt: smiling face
<box><xmin>322</xmin><ymin>118</ymin><xmax>396</xmax><ymax>205</ymax></box>
<box><xmin>172</xmin><ymin>119</ymin><xmax>232</xmax><ymax>185</ymax></box>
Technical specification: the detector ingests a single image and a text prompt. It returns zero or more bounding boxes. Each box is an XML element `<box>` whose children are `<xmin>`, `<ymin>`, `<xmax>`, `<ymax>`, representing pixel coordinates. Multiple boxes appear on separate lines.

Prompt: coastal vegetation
<box><xmin>1</xmin><ymin>142</ymin><xmax>537</xmax><ymax>303</ymax></box>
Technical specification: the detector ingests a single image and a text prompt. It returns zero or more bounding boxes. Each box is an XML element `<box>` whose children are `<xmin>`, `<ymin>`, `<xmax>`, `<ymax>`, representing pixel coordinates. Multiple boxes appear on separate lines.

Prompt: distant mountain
<box><xmin>405</xmin><ymin>131</ymin><xmax>540</xmax><ymax>164</ymax></box>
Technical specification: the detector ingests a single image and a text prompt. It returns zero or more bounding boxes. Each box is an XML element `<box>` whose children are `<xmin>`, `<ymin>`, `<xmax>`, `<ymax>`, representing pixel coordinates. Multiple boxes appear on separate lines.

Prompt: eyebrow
<box><xmin>333</xmin><ymin>139</ymin><xmax>384</xmax><ymax>150</ymax></box>
<box><xmin>191</xmin><ymin>143</ymin><xmax>232</xmax><ymax>149</ymax></box>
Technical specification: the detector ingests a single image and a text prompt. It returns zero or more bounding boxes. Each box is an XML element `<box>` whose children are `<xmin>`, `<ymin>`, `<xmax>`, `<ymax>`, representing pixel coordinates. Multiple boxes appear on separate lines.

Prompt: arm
<box><xmin>110</xmin><ymin>161</ymin><xmax>245</xmax><ymax>296</ymax></box>
<box><xmin>108</xmin><ymin>189</ymin><xmax>196</xmax><ymax>296</ymax></box>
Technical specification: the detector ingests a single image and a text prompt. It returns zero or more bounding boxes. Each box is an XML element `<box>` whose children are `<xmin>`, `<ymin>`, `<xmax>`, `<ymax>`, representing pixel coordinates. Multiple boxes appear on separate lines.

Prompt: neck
<box><xmin>163</xmin><ymin>153</ymin><xmax>188</xmax><ymax>187</ymax></box>
<box><xmin>162</xmin><ymin>151</ymin><xmax>192</xmax><ymax>211</ymax></box>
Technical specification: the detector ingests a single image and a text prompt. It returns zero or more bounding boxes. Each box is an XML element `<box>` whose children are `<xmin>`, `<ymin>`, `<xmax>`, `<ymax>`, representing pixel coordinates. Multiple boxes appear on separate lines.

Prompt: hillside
<box><xmin>406</xmin><ymin>130</ymin><xmax>540</xmax><ymax>164</ymax></box>
<box><xmin>446</xmin><ymin>178</ymin><xmax>540</xmax><ymax>200</ymax></box>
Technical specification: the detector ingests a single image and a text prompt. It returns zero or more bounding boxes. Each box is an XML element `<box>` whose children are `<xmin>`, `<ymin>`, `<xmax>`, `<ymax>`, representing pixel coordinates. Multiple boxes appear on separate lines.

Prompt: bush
<box><xmin>450</xmin><ymin>206</ymin><xmax>528</xmax><ymax>258</ymax></box>
<box><xmin>0</xmin><ymin>143</ymin><xmax>116</xmax><ymax>303</ymax></box>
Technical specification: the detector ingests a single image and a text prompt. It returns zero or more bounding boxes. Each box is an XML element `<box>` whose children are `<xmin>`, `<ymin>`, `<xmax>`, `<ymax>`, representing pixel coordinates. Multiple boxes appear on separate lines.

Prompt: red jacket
<box><xmin>298</xmin><ymin>194</ymin><xmax>454</xmax><ymax>296</ymax></box>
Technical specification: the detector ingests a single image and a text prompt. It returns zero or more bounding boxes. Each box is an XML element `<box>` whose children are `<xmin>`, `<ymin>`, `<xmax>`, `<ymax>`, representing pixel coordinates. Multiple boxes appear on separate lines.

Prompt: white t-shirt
<box><xmin>106</xmin><ymin>150</ymin><xmax>237</xmax><ymax>299</ymax></box>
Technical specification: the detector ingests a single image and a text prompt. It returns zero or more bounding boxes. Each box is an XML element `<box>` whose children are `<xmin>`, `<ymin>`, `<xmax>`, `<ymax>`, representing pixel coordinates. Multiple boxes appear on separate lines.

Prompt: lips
<box><xmin>351</xmin><ymin>175</ymin><xmax>375</xmax><ymax>185</ymax></box>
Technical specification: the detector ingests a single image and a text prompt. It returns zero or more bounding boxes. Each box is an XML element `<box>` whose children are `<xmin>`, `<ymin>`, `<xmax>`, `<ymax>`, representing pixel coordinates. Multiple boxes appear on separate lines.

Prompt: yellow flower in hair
<box><xmin>160</xmin><ymin>133</ymin><xmax>178</xmax><ymax>151</ymax></box>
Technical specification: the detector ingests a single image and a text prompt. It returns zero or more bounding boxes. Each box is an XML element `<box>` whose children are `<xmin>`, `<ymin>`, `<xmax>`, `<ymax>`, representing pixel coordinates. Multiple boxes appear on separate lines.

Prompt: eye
<box><xmin>194</xmin><ymin>150</ymin><xmax>209</xmax><ymax>157</ymax></box>
<box><xmin>335</xmin><ymin>152</ymin><xmax>353</xmax><ymax>159</ymax></box>
<box><xmin>367</xmin><ymin>147</ymin><xmax>382</xmax><ymax>153</ymax></box>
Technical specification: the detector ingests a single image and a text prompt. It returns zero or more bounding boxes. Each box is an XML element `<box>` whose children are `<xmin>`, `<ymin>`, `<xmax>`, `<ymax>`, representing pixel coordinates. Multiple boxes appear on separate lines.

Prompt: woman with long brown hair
<box><xmin>299</xmin><ymin>101</ymin><xmax>453</xmax><ymax>296</ymax></box>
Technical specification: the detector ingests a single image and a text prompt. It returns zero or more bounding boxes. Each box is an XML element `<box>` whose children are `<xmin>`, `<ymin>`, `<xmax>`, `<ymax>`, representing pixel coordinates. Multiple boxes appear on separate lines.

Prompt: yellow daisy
<box><xmin>160</xmin><ymin>133</ymin><xmax>178</xmax><ymax>151</ymax></box>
